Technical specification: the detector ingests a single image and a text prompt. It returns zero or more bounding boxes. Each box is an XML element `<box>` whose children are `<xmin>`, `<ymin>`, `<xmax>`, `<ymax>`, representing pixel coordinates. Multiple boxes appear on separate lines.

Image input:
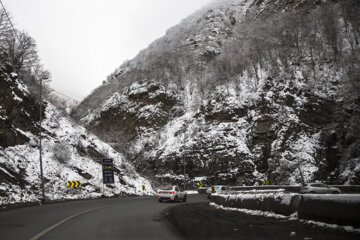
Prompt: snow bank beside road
<box><xmin>213</xmin><ymin>192</ymin><xmax>300</xmax><ymax>215</ymax></box>
<box><xmin>185</xmin><ymin>190</ymin><xmax>198</xmax><ymax>195</ymax></box>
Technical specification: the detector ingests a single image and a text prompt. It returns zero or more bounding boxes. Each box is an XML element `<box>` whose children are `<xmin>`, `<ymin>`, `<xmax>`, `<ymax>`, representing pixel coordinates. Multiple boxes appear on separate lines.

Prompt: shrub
<box><xmin>52</xmin><ymin>142</ymin><xmax>72</xmax><ymax>164</ymax></box>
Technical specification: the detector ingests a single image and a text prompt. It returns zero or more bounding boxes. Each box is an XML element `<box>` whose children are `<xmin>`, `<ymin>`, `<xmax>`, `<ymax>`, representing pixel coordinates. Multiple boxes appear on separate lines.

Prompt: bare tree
<box><xmin>5</xmin><ymin>31</ymin><xmax>39</xmax><ymax>71</ymax></box>
<box><xmin>320</xmin><ymin>6</ymin><xmax>341</xmax><ymax>61</ymax></box>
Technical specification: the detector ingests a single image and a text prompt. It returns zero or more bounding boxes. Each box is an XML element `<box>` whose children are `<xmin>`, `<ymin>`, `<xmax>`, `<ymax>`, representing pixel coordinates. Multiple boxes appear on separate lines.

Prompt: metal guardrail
<box><xmin>230</xmin><ymin>185</ymin><xmax>301</xmax><ymax>193</ymax></box>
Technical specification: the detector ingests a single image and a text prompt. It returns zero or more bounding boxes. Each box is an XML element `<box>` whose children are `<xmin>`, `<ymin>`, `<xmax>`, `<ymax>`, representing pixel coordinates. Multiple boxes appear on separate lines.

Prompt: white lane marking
<box><xmin>29</xmin><ymin>206</ymin><xmax>107</xmax><ymax>240</ymax></box>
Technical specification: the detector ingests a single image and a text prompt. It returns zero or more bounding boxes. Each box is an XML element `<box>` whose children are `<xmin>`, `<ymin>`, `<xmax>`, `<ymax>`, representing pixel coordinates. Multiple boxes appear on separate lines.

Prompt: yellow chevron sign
<box><xmin>67</xmin><ymin>181</ymin><xmax>81</xmax><ymax>187</ymax></box>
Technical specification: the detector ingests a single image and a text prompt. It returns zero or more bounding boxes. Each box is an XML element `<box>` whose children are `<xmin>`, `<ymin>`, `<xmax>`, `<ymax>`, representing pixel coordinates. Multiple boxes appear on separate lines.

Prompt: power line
<box><xmin>0</xmin><ymin>0</ymin><xmax>20</xmax><ymax>43</ymax></box>
<box><xmin>50</xmin><ymin>88</ymin><xmax>80</xmax><ymax>103</ymax></box>
<box><xmin>48</xmin><ymin>87</ymin><xmax>97</xmax><ymax>110</ymax></box>
<box><xmin>0</xmin><ymin>2</ymin><xmax>81</xmax><ymax>104</ymax></box>
<box><xmin>0</xmin><ymin>0</ymin><xmax>41</xmax><ymax>80</ymax></box>
<box><xmin>0</xmin><ymin>3</ymin><xmax>90</xmax><ymax>110</ymax></box>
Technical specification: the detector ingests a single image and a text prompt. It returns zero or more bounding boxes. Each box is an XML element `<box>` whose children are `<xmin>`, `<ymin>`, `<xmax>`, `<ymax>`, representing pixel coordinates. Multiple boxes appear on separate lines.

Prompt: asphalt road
<box><xmin>0</xmin><ymin>194</ymin><xmax>358</xmax><ymax>240</ymax></box>
<box><xmin>0</xmin><ymin>195</ymin><xmax>206</xmax><ymax>240</ymax></box>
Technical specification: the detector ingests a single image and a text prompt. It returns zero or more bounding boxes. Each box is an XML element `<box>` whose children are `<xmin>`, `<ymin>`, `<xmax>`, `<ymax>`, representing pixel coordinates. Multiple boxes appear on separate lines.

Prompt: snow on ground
<box><xmin>0</xmin><ymin>102</ymin><xmax>154</xmax><ymax>206</ymax></box>
<box><xmin>155</xmin><ymin>173</ymin><xmax>186</xmax><ymax>181</ymax></box>
<box><xmin>216</xmin><ymin>191</ymin><xmax>297</xmax><ymax>206</ymax></box>
<box><xmin>185</xmin><ymin>190</ymin><xmax>199</xmax><ymax>195</ymax></box>
<box><xmin>193</xmin><ymin>176</ymin><xmax>207</xmax><ymax>182</ymax></box>
<box><xmin>232</xmin><ymin>189</ymin><xmax>286</xmax><ymax>194</ymax></box>
<box><xmin>157</xmin><ymin>111</ymin><xmax>197</xmax><ymax>157</ymax></box>
<box><xmin>210</xmin><ymin>202</ymin><xmax>288</xmax><ymax>219</ymax></box>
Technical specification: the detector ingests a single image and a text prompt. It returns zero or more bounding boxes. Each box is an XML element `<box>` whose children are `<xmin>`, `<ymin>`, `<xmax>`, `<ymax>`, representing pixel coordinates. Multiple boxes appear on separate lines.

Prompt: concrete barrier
<box><xmin>298</xmin><ymin>194</ymin><xmax>360</xmax><ymax>228</ymax></box>
<box><xmin>230</xmin><ymin>185</ymin><xmax>301</xmax><ymax>193</ymax></box>
<box><xmin>229</xmin><ymin>185</ymin><xmax>360</xmax><ymax>193</ymax></box>
<box><xmin>211</xmin><ymin>193</ymin><xmax>300</xmax><ymax>216</ymax></box>
<box><xmin>331</xmin><ymin>185</ymin><xmax>360</xmax><ymax>194</ymax></box>
<box><xmin>211</xmin><ymin>193</ymin><xmax>360</xmax><ymax>228</ymax></box>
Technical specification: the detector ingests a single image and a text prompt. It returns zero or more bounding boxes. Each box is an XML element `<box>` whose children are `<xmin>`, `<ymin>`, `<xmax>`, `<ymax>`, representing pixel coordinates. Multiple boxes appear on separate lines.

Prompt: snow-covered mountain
<box><xmin>75</xmin><ymin>0</ymin><xmax>360</xmax><ymax>186</ymax></box>
<box><xmin>0</xmin><ymin>64</ymin><xmax>153</xmax><ymax>206</ymax></box>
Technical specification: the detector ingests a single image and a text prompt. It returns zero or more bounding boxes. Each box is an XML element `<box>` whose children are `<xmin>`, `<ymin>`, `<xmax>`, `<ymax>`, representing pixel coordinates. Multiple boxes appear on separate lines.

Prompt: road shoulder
<box><xmin>164</xmin><ymin>202</ymin><xmax>359</xmax><ymax>240</ymax></box>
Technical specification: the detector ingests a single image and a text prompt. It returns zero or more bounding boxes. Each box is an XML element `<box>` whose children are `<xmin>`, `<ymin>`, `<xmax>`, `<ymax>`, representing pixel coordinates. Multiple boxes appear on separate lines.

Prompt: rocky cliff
<box><xmin>0</xmin><ymin>62</ymin><xmax>41</xmax><ymax>147</ymax></box>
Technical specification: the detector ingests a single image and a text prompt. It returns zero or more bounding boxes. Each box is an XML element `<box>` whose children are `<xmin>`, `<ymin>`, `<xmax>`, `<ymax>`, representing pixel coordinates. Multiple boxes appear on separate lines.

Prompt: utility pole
<box><xmin>39</xmin><ymin>75</ymin><xmax>50</xmax><ymax>204</ymax></box>
<box><xmin>183</xmin><ymin>153</ymin><xmax>186</xmax><ymax>191</ymax></box>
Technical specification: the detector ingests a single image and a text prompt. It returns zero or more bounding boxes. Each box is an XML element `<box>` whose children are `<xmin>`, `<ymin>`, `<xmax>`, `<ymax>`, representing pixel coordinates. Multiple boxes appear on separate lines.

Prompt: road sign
<box><xmin>142</xmin><ymin>185</ymin><xmax>145</xmax><ymax>191</ymax></box>
<box><xmin>264</xmin><ymin>179</ymin><xmax>269</xmax><ymax>185</ymax></box>
<box><xmin>102</xmin><ymin>159</ymin><xmax>114</xmax><ymax>184</ymax></box>
<box><xmin>67</xmin><ymin>181</ymin><xmax>81</xmax><ymax>187</ymax></box>
<box><xmin>197</xmin><ymin>181</ymin><xmax>203</xmax><ymax>188</ymax></box>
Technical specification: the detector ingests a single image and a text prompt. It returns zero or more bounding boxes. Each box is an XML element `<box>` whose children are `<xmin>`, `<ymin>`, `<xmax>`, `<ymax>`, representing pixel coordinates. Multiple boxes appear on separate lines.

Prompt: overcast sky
<box><xmin>4</xmin><ymin>0</ymin><xmax>213</xmax><ymax>101</ymax></box>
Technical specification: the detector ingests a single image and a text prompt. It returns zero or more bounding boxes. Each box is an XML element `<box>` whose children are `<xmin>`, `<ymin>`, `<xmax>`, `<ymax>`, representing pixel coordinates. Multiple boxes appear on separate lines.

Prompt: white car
<box><xmin>206</xmin><ymin>185</ymin><xmax>229</xmax><ymax>198</ymax></box>
<box><xmin>157</xmin><ymin>185</ymin><xmax>187</xmax><ymax>202</ymax></box>
<box><xmin>300</xmin><ymin>183</ymin><xmax>341</xmax><ymax>194</ymax></box>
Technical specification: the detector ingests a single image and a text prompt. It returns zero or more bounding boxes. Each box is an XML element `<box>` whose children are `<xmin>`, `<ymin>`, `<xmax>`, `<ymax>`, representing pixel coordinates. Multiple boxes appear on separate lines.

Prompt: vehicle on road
<box><xmin>300</xmin><ymin>183</ymin><xmax>341</xmax><ymax>194</ymax></box>
<box><xmin>158</xmin><ymin>185</ymin><xmax>187</xmax><ymax>202</ymax></box>
<box><xmin>206</xmin><ymin>185</ymin><xmax>229</xmax><ymax>198</ymax></box>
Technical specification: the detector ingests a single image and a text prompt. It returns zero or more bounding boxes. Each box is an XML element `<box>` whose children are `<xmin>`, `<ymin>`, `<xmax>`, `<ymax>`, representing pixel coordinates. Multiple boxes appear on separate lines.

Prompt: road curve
<box><xmin>0</xmin><ymin>194</ymin><xmax>207</xmax><ymax>240</ymax></box>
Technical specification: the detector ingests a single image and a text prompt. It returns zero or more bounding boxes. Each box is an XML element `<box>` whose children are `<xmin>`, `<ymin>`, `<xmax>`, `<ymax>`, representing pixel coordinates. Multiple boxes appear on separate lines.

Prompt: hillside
<box><xmin>74</xmin><ymin>0</ymin><xmax>360</xmax><ymax>186</ymax></box>
<box><xmin>0</xmin><ymin>63</ymin><xmax>153</xmax><ymax>205</ymax></box>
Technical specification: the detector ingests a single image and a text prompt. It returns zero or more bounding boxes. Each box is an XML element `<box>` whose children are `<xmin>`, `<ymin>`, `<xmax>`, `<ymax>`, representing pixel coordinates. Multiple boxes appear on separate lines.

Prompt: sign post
<box><xmin>102</xmin><ymin>159</ymin><xmax>115</xmax><ymax>184</ymax></box>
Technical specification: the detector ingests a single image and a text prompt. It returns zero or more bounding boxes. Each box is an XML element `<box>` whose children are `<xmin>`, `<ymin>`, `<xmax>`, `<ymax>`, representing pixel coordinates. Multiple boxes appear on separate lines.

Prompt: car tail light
<box><xmin>157</xmin><ymin>190</ymin><xmax>161</xmax><ymax>194</ymax></box>
<box><xmin>170</xmin><ymin>191</ymin><xmax>174</xmax><ymax>194</ymax></box>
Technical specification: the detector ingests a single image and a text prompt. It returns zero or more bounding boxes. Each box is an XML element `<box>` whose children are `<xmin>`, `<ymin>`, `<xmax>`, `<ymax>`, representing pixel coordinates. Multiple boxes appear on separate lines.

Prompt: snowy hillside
<box><xmin>79</xmin><ymin>61</ymin><xmax>344</xmax><ymax>186</ymax></box>
<box><xmin>74</xmin><ymin>0</ymin><xmax>360</xmax><ymax>186</ymax></box>
<box><xmin>0</xmin><ymin>67</ymin><xmax>153</xmax><ymax>206</ymax></box>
